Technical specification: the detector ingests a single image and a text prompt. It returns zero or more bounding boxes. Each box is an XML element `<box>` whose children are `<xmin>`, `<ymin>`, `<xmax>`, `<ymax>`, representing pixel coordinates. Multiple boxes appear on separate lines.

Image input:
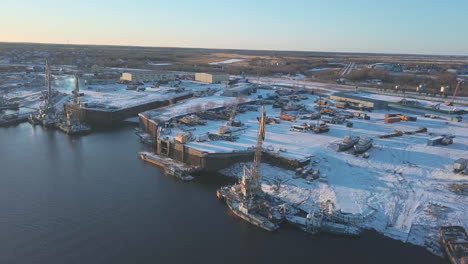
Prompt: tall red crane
<box><xmin>445</xmin><ymin>79</ymin><xmax>464</xmax><ymax>106</ymax></box>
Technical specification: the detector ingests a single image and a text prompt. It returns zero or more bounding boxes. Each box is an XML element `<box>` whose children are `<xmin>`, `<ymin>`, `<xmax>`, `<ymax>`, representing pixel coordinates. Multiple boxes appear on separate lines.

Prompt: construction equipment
<box><xmin>397</xmin><ymin>114</ymin><xmax>417</xmax><ymax>121</ymax></box>
<box><xmin>445</xmin><ymin>79</ymin><xmax>464</xmax><ymax>106</ymax></box>
<box><xmin>335</xmin><ymin>103</ymin><xmax>347</xmax><ymax>109</ymax></box>
<box><xmin>316</xmin><ymin>99</ymin><xmax>328</xmax><ymax>106</ymax></box>
<box><xmin>280</xmin><ymin>109</ymin><xmax>296</xmax><ymax>121</ymax></box>
<box><xmin>320</xmin><ymin>108</ymin><xmax>337</xmax><ymax>116</ymax></box>
<box><xmin>379</xmin><ymin>130</ymin><xmax>403</xmax><ymax>138</ymax></box>
<box><xmin>312</xmin><ymin>123</ymin><xmax>330</xmax><ymax>133</ymax></box>
<box><xmin>353</xmin><ymin>112</ymin><xmax>370</xmax><ymax>120</ymax></box>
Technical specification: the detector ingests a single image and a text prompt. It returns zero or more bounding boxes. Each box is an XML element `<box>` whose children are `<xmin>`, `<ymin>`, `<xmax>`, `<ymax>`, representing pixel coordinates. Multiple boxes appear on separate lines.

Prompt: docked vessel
<box><xmin>354</xmin><ymin>136</ymin><xmax>373</xmax><ymax>153</ymax></box>
<box><xmin>38</xmin><ymin>107</ymin><xmax>56</xmax><ymax>127</ymax></box>
<box><xmin>217</xmin><ymin>106</ymin><xmax>283</xmax><ymax>231</ymax></box>
<box><xmin>338</xmin><ymin>135</ymin><xmax>360</xmax><ymax>151</ymax></box>
<box><xmin>55</xmin><ymin>112</ymin><xmax>91</xmax><ymax>135</ymax></box>
<box><xmin>55</xmin><ymin>76</ymin><xmax>91</xmax><ymax>135</ymax></box>
<box><xmin>140</xmin><ymin>151</ymin><xmax>196</xmax><ymax>181</ymax></box>
<box><xmin>28</xmin><ymin>113</ymin><xmax>41</xmax><ymax>125</ymax></box>
<box><xmin>439</xmin><ymin>226</ymin><xmax>468</xmax><ymax>264</ymax></box>
<box><xmin>226</xmin><ymin>199</ymin><xmax>279</xmax><ymax>232</ymax></box>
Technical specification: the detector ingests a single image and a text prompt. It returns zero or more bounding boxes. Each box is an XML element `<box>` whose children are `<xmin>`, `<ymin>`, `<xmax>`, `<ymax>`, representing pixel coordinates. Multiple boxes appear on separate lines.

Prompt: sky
<box><xmin>1</xmin><ymin>0</ymin><xmax>467</xmax><ymax>55</ymax></box>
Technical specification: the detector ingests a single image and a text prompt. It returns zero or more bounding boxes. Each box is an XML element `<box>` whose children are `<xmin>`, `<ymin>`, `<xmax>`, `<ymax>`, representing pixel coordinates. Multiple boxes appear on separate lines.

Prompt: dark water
<box><xmin>0</xmin><ymin>124</ymin><xmax>446</xmax><ymax>264</ymax></box>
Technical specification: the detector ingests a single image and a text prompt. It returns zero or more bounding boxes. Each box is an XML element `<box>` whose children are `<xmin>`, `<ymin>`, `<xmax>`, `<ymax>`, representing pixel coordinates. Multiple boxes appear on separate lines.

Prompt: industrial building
<box><xmin>120</xmin><ymin>71</ymin><xmax>176</xmax><ymax>83</ymax></box>
<box><xmin>329</xmin><ymin>92</ymin><xmax>388</xmax><ymax>109</ymax></box>
<box><xmin>221</xmin><ymin>85</ymin><xmax>255</xmax><ymax>97</ymax></box>
<box><xmin>368</xmin><ymin>63</ymin><xmax>403</xmax><ymax>72</ymax></box>
<box><xmin>195</xmin><ymin>72</ymin><xmax>229</xmax><ymax>84</ymax></box>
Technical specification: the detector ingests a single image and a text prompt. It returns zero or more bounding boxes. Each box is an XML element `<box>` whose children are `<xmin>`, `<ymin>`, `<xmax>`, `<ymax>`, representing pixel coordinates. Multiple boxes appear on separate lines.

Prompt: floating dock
<box><xmin>139</xmin><ymin>151</ymin><xmax>199</xmax><ymax>181</ymax></box>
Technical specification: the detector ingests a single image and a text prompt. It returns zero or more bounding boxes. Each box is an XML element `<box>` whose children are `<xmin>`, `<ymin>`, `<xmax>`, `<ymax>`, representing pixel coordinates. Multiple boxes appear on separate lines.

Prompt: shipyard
<box><xmin>1</xmin><ymin>2</ymin><xmax>468</xmax><ymax>261</ymax></box>
<box><xmin>1</xmin><ymin>44</ymin><xmax>467</xmax><ymax>263</ymax></box>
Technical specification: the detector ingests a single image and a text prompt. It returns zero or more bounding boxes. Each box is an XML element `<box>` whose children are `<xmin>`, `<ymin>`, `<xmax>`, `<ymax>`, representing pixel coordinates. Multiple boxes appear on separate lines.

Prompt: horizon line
<box><xmin>1</xmin><ymin>41</ymin><xmax>467</xmax><ymax>58</ymax></box>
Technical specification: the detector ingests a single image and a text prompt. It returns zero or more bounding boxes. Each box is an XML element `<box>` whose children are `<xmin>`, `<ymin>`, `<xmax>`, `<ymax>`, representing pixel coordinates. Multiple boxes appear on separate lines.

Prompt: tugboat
<box><xmin>354</xmin><ymin>136</ymin><xmax>373</xmax><ymax>153</ymax></box>
<box><xmin>338</xmin><ymin>135</ymin><xmax>360</xmax><ymax>151</ymax></box>
<box><xmin>439</xmin><ymin>226</ymin><xmax>468</xmax><ymax>264</ymax></box>
<box><xmin>28</xmin><ymin>113</ymin><xmax>41</xmax><ymax>125</ymax></box>
<box><xmin>217</xmin><ymin>106</ymin><xmax>283</xmax><ymax>231</ymax></box>
<box><xmin>55</xmin><ymin>111</ymin><xmax>91</xmax><ymax>135</ymax></box>
<box><xmin>55</xmin><ymin>75</ymin><xmax>91</xmax><ymax>135</ymax></box>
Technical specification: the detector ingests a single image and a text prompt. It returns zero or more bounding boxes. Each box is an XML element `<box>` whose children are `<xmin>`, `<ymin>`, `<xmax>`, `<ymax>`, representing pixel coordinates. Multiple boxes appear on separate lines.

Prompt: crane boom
<box><xmin>450</xmin><ymin>79</ymin><xmax>464</xmax><ymax>104</ymax></box>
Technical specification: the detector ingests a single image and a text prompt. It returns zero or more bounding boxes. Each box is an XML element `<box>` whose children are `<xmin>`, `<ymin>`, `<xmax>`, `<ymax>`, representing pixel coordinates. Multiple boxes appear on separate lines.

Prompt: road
<box><xmin>249</xmin><ymin>76</ymin><xmax>468</xmax><ymax>105</ymax></box>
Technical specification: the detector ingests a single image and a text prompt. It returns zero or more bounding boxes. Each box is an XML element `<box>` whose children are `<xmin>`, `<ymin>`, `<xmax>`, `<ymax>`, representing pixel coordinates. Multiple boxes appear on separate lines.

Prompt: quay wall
<box><xmin>138</xmin><ymin>101</ymin><xmax>309</xmax><ymax>171</ymax></box>
<box><xmin>64</xmin><ymin>93</ymin><xmax>193</xmax><ymax>125</ymax></box>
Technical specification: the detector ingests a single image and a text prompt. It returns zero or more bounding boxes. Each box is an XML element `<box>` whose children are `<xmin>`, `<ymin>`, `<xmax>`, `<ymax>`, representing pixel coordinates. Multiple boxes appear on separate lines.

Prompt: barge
<box><xmin>139</xmin><ymin>151</ymin><xmax>197</xmax><ymax>181</ymax></box>
<box><xmin>439</xmin><ymin>226</ymin><xmax>468</xmax><ymax>264</ymax></box>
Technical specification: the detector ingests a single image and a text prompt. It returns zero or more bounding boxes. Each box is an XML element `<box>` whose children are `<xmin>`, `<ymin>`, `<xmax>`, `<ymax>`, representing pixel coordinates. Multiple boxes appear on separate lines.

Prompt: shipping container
<box><xmin>427</xmin><ymin>136</ymin><xmax>444</xmax><ymax>146</ymax></box>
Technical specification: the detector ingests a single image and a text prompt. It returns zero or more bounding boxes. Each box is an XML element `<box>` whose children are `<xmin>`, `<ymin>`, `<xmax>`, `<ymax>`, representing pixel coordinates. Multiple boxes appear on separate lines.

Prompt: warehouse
<box><xmin>195</xmin><ymin>72</ymin><xmax>229</xmax><ymax>84</ymax></box>
<box><xmin>329</xmin><ymin>92</ymin><xmax>388</xmax><ymax>109</ymax></box>
<box><xmin>120</xmin><ymin>71</ymin><xmax>176</xmax><ymax>83</ymax></box>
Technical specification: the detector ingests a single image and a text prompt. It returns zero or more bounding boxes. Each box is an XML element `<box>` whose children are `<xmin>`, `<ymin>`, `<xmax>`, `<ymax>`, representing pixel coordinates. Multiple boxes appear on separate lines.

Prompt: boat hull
<box><xmin>225</xmin><ymin>199</ymin><xmax>279</xmax><ymax>232</ymax></box>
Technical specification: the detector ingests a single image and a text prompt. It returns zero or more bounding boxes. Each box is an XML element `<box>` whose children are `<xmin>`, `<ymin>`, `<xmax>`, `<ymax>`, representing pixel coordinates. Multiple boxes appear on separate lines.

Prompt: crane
<box><xmin>445</xmin><ymin>79</ymin><xmax>464</xmax><ymax>106</ymax></box>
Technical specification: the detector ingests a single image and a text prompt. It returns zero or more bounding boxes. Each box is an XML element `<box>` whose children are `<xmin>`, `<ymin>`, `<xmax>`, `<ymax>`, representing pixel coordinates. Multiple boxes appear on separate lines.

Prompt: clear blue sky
<box><xmin>1</xmin><ymin>0</ymin><xmax>467</xmax><ymax>55</ymax></box>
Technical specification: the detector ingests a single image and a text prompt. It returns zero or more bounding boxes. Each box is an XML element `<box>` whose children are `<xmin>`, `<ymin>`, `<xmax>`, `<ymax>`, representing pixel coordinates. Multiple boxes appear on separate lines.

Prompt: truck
<box><xmin>353</xmin><ymin>112</ymin><xmax>370</xmax><ymax>120</ymax></box>
<box><xmin>453</xmin><ymin>158</ymin><xmax>468</xmax><ymax>174</ymax></box>
<box><xmin>290</xmin><ymin>125</ymin><xmax>309</xmax><ymax>132</ymax></box>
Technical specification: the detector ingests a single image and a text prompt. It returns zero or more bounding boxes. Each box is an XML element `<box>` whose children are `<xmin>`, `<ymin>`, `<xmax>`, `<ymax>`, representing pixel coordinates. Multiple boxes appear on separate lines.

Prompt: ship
<box><xmin>28</xmin><ymin>113</ymin><xmax>41</xmax><ymax>125</ymax></box>
<box><xmin>439</xmin><ymin>226</ymin><xmax>468</xmax><ymax>264</ymax></box>
<box><xmin>55</xmin><ymin>76</ymin><xmax>91</xmax><ymax>135</ymax></box>
<box><xmin>338</xmin><ymin>135</ymin><xmax>360</xmax><ymax>151</ymax></box>
<box><xmin>287</xmin><ymin>210</ymin><xmax>362</xmax><ymax>236</ymax></box>
<box><xmin>354</xmin><ymin>136</ymin><xmax>373</xmax><ymax>153</ymax></box>
<box><xmin>217</xmin><ymin>106</ymin><xmax>283</xmax><ymax>232</ymax></box>
<box><xmin>226</xmin><ymin>199</ymin><xmax>279</xmax><ymax>232</ymax></box>
<box><xmin>139</xmin><ymin>152</ymin><xmax>196</xmax><ymax>181</ymax></box>
<box><xmin>55</xmin><ymin>112</ymin><xmax>91</xmax><ymax>135</ymax></box>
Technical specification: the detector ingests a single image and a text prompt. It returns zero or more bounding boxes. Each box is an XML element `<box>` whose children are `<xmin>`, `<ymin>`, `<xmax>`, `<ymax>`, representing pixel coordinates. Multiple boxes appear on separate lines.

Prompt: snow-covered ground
<box><xmin>147</xmin><ymin>62</ymin><xmax>172</xmax><ymax>66</ymax></box>
<box><xmin>356</xmin><ymin>92</ymin><xmax>468</xmax><ymax>112</ymax></box>
<box><xmin>145</xmin><ymin>95</ymin><xmax>239</xmax><ymax>121</ymax></box>
<box><xmin>163</xmin><ymin>88</ymin><xmax>467</xmax><ymax>255</ymax></box>
<box><xmin>72</xmin><ymin>81</ymin><xmax>227</xmax><ymax>110</ymax></box>
<box><xmin>208</xmin><ymin>58</ymin><xmax>246</xmax><ymax>65</ymax></box>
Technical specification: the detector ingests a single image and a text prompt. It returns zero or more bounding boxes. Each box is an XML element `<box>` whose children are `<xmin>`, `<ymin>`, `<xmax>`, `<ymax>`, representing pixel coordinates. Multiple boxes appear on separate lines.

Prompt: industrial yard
<box><xmin>4</xmin><ymin>1</ymin><xmax>468</xmax><ymax>263</ymax></box>
<box><xmin>136</xmin><ymin>81</ymin><xmax>467</xmax><ymax>256</ymax></box>
<box><xmin>0</xmin><ymin>44</ymin><xmax>467</xmax><ymax>261</ymax></box>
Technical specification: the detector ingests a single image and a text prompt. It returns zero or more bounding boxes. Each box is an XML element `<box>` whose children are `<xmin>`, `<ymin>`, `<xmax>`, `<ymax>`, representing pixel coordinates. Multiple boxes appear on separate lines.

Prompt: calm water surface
<box><xmin>0</xmin><ymin>123</ymin><xmax>446</xmax><ymax>264</ymax></box>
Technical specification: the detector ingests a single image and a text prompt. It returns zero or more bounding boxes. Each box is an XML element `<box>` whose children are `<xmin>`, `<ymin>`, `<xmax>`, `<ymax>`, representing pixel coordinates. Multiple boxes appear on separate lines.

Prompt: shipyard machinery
<box><xmin>240</xmin><ymin>105</ymin><xmax>266</xmax><ymax>197</ymax></box>
<box><xmin>445</xmin><ymin>79</ymin><xmax>464</xmax><ymax>106</ymax></box>
<box><xmin>29</xmin><ymin>58</ymin><xmax>56</xmax><ymax>127</ymax></box>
